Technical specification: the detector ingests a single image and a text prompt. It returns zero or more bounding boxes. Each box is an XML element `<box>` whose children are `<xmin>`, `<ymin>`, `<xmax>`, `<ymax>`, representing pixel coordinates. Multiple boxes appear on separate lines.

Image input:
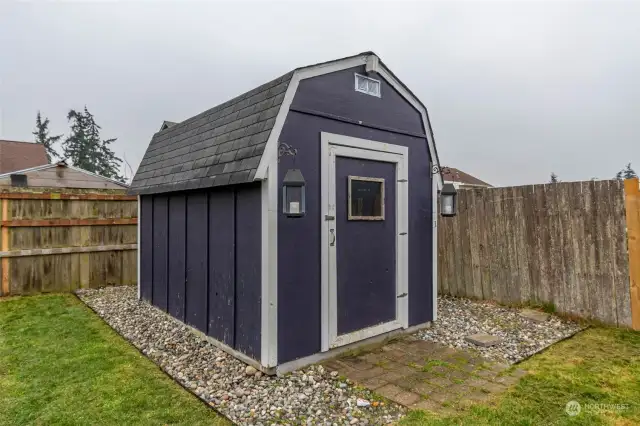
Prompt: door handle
<box><xmin>329</xmin><ymin>229</ymin><xmax>336</xmax><ymax>246</ymax></box>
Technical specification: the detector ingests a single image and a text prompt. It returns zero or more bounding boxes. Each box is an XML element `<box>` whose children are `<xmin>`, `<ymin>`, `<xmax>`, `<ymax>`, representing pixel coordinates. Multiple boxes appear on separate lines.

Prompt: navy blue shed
<box><xmin>130</xmin><ymin>52</ymin><xmax>444</xmax><ymax>374</ymax></box>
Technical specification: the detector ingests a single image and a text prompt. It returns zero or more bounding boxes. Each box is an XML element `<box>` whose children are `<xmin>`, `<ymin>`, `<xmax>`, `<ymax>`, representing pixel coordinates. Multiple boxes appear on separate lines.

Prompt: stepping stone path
<box><xmin>465</xmin><ymin>333</ymin><xmax>502</xmax><ymax>347</ymax></box>
<box><xmin>322</xmin><ymin>337</ymin><xmax>527</xmax><ymax>415</ymax></box>
<box><xmin>519</xmin><ymin>308</ymin><xmax>550</xmax><ymax>323</ymax></box>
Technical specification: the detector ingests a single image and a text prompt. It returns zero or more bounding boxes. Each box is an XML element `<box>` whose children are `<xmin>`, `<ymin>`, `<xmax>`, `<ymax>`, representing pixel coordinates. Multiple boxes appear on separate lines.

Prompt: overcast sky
<box><xmin>1</xmin><ymin>1</ymin><xmax>638</xmax><ymax>186</ymax></box>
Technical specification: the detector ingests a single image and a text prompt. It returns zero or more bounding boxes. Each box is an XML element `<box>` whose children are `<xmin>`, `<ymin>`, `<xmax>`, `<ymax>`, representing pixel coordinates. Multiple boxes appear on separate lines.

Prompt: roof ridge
<box><xmin>0</xmin><ymin>139</ymin><xmax>38</xmax><ymax>145</ymax></box>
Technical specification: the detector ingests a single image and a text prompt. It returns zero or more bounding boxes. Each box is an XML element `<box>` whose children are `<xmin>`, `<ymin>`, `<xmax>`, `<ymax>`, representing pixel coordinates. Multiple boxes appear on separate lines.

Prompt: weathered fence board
<box><xmin>0</xmin><ymin>189</ymin><xmax>137</xmax><ymax>296</ymax></box>
<box><xmin>438</xmin><ymin>179</ymin><xmax>635</xmax><ymax>327</ymax></box>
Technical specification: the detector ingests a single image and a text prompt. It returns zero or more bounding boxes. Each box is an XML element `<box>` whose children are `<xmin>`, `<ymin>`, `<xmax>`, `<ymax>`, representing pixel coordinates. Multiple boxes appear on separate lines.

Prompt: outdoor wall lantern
<box><xmin>440</xmin><ymin>183</ymin><xmax>458</xmax><ymax>217</ymax></box>
<box><xmin>283</xmin><ymin>168</ymin><xmax>306</xmax><ymax>217</ymax></box>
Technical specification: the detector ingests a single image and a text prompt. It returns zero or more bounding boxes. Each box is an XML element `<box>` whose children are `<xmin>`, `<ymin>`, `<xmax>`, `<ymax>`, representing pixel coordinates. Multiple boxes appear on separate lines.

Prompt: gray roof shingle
<box><xmin>130</xmin><ymin>71</ymin><xmax>293</xmax><ymax>194</ymax></box>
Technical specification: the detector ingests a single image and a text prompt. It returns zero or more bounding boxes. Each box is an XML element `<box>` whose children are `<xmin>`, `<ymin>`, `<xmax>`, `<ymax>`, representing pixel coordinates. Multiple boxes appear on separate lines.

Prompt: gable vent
<box><xmin>355</xmin><ymin>73</ymin><xmax>381</xmax><ymax>97</ymax></box>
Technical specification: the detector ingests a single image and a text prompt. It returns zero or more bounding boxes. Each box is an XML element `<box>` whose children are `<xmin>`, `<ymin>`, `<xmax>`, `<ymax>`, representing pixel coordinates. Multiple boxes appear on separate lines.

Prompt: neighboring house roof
<box><xmin>0</xmin><ymin>161</ymin><xmax>129</xmax><ymax>188</ymax></box>
<box><xmin>130</xmin><ymin>51</ymin><xmax>442</xmax><ymax>195</ymax></box>
<box><xmin>0</xmin><ymin>140</ymin><xmax>49</xmax><ymax>174</ymax></box>
<box><xmin>442</xmin><ymin>167</ymin><xmax>492</xmax><ymax>187</ymax></box>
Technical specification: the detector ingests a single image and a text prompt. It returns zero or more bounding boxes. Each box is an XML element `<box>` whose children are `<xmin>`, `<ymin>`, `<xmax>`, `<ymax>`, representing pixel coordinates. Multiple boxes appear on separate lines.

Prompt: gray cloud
<box><xmin>1</xmin><ymin>1</ymin><xmax>638</xmax><ymax>185</ymax></box>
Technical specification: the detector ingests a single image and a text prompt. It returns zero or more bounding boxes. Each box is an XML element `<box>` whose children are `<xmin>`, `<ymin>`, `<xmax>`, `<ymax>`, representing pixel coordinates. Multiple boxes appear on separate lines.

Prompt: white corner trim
<box><xmin>253</xmin><ymin>53</ymin><xmax>442</xmax><ymax>189</ymax></box>
<box><xmin>137</xmin><ymin>195</ymin><xmax>141</xmax><ymax>300</ymax></box>
<box><xmin>260</xmin><ymin>162</ymin><xmax>279</xmax><ymax>368</ymax></box>
<box><xmin>320</xmin><ymin>135</ymin><xmax>330</xmax><ymax>352</ymax></box>
<box><xmin>432</xmin><ymin>171</ymin><xmax>438</xmax><ymax>322</ymax></box>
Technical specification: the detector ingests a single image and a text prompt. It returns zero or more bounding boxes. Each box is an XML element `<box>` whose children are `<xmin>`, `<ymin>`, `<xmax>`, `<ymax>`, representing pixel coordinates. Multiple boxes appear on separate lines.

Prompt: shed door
<box><xmin>322</xmin><ymin>136</ymin><xmax>408</xmax><ymax>351</ymax></box>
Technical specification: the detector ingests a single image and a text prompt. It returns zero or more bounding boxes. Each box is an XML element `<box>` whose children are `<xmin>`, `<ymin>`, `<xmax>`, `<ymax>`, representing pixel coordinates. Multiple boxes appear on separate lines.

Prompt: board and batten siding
<box><xmin>0</xmin><ymin>167</ymin><xmax>126</xmax><ymax>190</ymax></box>
<box><xmin>139</xmin><ymin>183</ymin><xmax>262</xmax><ymax>360</ymax></box>
<box><xmin>276</xmin><ymin>65</ymin><xmax>434</xmax><ymax>364</ymax></box>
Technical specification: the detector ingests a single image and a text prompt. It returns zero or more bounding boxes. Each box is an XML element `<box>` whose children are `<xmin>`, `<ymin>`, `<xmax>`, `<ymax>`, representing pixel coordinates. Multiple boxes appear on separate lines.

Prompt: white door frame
<box><xmin>320</xmin><ymin>132</ymin><xmax>409</xmax><ymax>352</ymax></box>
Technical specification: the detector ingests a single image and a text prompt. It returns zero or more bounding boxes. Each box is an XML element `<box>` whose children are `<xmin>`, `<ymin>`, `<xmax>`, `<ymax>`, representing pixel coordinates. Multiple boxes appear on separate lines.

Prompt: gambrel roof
<box><xmin>131</xmin><ymin>72</ymin><xmax>293</xmax><ymax>195</ymax></box>
<box><xmin>130</xmin><ymin>52</ymin><xmax>442</xmax><ymax>195</ymax></box>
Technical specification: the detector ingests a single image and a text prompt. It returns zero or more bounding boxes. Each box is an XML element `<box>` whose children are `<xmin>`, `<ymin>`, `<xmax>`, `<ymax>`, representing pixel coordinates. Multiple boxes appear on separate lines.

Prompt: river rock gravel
<box><xmin>417</xmin><ymin>295</ymin><xmax>585</xmax><ymax>363</ymax></box>
<box><xmin>76</xmin><ymin>286</ymin><xmax>405</xmax><ymax>425</ymax></box>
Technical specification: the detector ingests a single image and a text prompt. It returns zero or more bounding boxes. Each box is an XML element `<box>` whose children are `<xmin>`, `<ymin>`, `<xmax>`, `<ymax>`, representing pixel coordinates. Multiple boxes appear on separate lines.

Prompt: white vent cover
<box><xmin>354</xmin><ymin>73</ymin><xmax>381</xmax><ymax>97</ymax></box>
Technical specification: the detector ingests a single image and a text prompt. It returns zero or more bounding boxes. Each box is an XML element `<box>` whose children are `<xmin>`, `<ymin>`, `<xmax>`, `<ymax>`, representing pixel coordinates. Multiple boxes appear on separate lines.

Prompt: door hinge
<box><xmin>398</xmin><ymin>179</ymin><xmax>408</xmax><ymax>183</ymax></box>
<box><xmin>399</xmin><ymin>232</ymin><xmax>407</xmax><ymax>236</ymax></box>
<box><xmin>397</xmin><ymin>292</ymin><xmax>408</xmax><ymax>299</ymax></box>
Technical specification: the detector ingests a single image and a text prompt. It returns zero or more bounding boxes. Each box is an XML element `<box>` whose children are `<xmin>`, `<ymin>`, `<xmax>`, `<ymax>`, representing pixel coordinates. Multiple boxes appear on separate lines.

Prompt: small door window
<box><xmin>348</xmin><ymin>176</ymin><xmax>385</xmax><ymax>220</ymax></box>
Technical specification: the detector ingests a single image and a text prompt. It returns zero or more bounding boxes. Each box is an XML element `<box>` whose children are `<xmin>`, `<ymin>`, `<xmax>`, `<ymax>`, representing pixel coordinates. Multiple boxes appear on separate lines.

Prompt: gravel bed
<box><xmin>417</xmin><ymin>296</ymin><xmax>585</xmax><ymax>363</ymax></box>
<box><xmin>77</xmin><ymin>286</ymin><xmax>405</xmax><ymax>425</ymax></box>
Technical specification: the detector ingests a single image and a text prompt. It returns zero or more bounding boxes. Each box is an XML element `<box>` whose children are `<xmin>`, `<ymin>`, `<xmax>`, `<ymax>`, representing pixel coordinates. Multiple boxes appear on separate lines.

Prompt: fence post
<box><xmin>1</xmin><ymin>198</ymin><xmax>9</xmax><ymax>296</ymax></box>
<box><xmin>624</xmin><ymin>178</ymin><xmax>640</xmax><ymax>330</ymax></box>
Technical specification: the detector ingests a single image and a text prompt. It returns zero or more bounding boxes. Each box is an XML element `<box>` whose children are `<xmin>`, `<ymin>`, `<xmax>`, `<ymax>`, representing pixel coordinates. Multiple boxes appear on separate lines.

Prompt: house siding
<box><xmin>277</xmin><ymin>66</ymin><xmax>433</xmax><ymax>364</ymax></box>
<box><xmin>139</xmin><ymin>183</ymin><xmax>261</xmax><ymax>361</ymax></box>
<box><xmin>207</xmin><ymin>189</ymin><xmax>236</xmax><ymax>347</ymax></box>
<box><xmin>168</xmin><ymin>194</ymin><xmax>187</xmax><ymax>321</ymax></box>
<box><xmin>0</xmin><ymin>166</ymin><xmax>127</xmax><ymax>189</ymax></box>
<box><xmin>152</xmin><ymin>195</ymin><xmax>169</xmax><ymax>311</ymax></box>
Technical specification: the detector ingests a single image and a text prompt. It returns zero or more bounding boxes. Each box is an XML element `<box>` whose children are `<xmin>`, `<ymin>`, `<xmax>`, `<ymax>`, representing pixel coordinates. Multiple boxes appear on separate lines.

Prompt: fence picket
<box><xmin>438</xmin><ymin>180</ymin><xmax>635</xmax><ymax>326</ymax></box>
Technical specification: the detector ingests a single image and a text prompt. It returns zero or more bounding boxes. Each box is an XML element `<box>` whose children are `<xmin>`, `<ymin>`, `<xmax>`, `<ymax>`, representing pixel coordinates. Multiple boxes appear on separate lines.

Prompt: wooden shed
<box><xmin>130</xmin><ymin>52</ymin><xmax>446</xmax><ymax>374</ymax></box>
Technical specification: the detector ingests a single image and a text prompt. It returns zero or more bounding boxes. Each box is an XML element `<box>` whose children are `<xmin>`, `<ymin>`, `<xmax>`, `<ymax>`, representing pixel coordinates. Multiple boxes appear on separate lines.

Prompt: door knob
<box><xmin>329</xmin><ymin>229</ymin><xmax>336</xmax><ymax>246</ymax></box>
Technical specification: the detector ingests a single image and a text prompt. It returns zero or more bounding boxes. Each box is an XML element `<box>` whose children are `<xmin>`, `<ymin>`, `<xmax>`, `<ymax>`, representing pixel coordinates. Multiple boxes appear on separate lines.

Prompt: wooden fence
<box><xmin>0</xmin><ymin>190</ymin><xmax>137</xmax><ymax>296</ymax></box>
<box><xmin>438</xmin><ymin>178</ymin><xmax>640</xmax><ymax>329</ymax></box>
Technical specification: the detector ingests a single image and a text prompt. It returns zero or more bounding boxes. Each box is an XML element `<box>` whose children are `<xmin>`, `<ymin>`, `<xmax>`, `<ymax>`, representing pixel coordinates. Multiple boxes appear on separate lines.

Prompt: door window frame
<box><xmin>320</xmin><ymin>132</ymin><xmax>409</xmax><ymax>352</ymax></box>
<box><xmin>348</xmin><ymin>176</ymin><xmax>386</xmax><ymax>220</ymax></box>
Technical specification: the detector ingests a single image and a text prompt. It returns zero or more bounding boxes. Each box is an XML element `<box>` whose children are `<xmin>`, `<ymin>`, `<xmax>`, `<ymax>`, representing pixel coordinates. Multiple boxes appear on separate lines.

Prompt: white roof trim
<box><xmin>0</xmin><ymin>162</ymin><xmax>128</xmax><ymax>188</ymax></box>
<box><xmin>253</xmin><ymin>53</ymin><xmax>443</xmax><ymax>189</ymax></box>
<box><xmin>65</xmin><ymin>164</ymin><xmax>129</xmax><ymax>188</ymax></box>
<box><xmin>0</xmin><ymin>163</ymin><xmax>58</xmax><ymax>178</ymax></box>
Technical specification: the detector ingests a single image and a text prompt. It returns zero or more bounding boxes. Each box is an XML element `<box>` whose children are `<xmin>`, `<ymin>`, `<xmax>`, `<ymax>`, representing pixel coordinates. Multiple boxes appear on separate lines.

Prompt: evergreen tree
<box><xmin>32</xmin><ymin>111</ymin><xmax>62</xmax><ymax>163</ymax></box>
<box><xmin>615</xmin><ymin>163</ymin><xmax>637</xmax><ymax>180</ymax></box>
<box><xmin>623</xmin><ymin>163</ymin><xmax>637</xmax><ymax>179</ymax></box>
<box><xmin>550</xmin><ymin>172</ymin><xmax>559</xmax><ymax>183</ymax></box>
<box><xmin>62</xmin><ymin>107</ymin><xmax>124</xmax><ymax>181</ymax></box>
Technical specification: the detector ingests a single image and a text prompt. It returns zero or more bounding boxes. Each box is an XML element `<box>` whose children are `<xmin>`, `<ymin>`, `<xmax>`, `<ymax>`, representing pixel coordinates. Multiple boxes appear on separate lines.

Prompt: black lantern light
<box><xmin>440</xmin><ymin>183</ymin><xmax>458</xmax><ymax>217</ymax></box>
<box><xmin>283</xmin><ymin>168</ymin><xmax>306</xmax><ymax>217</ymax></box>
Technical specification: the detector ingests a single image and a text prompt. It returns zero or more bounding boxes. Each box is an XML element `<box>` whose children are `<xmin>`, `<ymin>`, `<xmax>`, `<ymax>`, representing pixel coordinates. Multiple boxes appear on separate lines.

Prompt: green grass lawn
<box><xmin>0</xmin><ymin>294</ymin><xmax>228</xmax><ymax>426</ymax></box>
<box><xmin>401</xmin><ymin>327</ymin><xmax>640</xmax><ymax>426</ymax></box>
<box><xmin>2</xmin><ymin>294</ymin><xmax>638</xmax><ymax>426</ymax></box>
